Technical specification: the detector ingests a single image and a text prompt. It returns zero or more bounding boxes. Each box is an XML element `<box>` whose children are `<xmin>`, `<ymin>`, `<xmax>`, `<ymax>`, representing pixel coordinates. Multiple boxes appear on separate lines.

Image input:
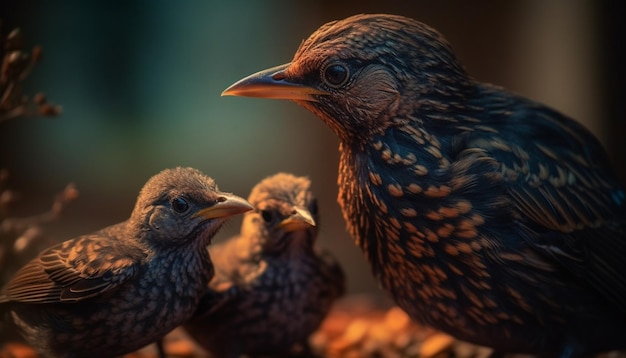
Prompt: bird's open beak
<box><xmin>276</xmin><ymin>206</ymin><xmax>316</xmax><ymax>232</ymax></box>
<box><xmin>194</xmin><ymin>194</ymin><xmax>254</xmax><ymax>220</ymax></box>
<box><xmin>222</xmin><ymin>63</ymin><xmax>327</xmax><ymax>101</ymax></box>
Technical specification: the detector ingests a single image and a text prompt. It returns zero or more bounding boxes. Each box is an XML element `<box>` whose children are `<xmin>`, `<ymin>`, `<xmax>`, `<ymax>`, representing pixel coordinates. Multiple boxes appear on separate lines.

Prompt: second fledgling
<box><xmin>184</xmin><ymin>173</ymin><xmax>345</xmax><ymax>357</ymax></box>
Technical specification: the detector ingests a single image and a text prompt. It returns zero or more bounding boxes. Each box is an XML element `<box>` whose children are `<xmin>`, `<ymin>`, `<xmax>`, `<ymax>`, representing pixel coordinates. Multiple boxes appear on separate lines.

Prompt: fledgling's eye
<box><xmin>322</xmin><ymin>62</ymin><xmax>349</xmax><ymax>88</ymax></box>
<box><xmin>261</xmin><ymin>210</ymin><xmax>273</xmax><ymax>222</ymax></box>
<box><xmin>171</xmin><ymin>197</ymin><xmax>190</xmax><ymax>213</ymax></box>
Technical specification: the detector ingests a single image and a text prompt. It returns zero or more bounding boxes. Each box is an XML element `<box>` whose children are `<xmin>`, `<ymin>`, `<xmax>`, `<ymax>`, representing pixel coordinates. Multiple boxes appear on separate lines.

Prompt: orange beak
<box><xmin>193</xmin><ymin>194</ymin><xmax>253</xmax><ymax>220</ymax></box>
<box><xmin>222</xmin><ymin>63</ymin><xmax>327</xmax><ymax>101</ymax></box>
<box><xmin>275</xmin><ymin>206</ymin><xmax>316</xmax><ymax>232</ymax></box>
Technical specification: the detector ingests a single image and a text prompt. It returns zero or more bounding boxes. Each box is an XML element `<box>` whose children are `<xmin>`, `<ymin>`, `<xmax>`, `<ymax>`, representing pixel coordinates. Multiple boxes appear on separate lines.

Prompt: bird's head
<box><xmin>223</xmin><ymin>13</ymin><xmax>472</xmax><ymax>145</ymax></box>
<box><xmin>242</xmin><ymin>173</ymin><xmax>318</xmax><ymax>254</ymax></box>
<box><xmin>130</xmin><ymin>167</ymin><xmax>253</xmax><ymax>248</ymax></box>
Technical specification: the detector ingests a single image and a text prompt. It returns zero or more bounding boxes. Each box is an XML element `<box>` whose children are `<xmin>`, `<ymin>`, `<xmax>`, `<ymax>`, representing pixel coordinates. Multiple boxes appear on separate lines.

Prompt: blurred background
<box><xmin>1</xmin><ymin>0</ymin><xmax>624</xmax><ymax>298</ymax></box>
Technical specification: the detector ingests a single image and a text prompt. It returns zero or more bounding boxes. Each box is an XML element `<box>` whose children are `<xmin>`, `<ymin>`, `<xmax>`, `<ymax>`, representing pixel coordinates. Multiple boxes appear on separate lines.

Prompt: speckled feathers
<box><xmin>184</xmin><ymin>173</ymin><xmax>344</xmax><ymax>357</ymax></box>
<box><xmin>223</xmin><ymin>14</ymin><xmax>626</xmax><ymax>356</ymax></box>
<box><xmin>0</xmin><ymin>167</ymin><xmax>252</xmax><ymax>357</ymax></box>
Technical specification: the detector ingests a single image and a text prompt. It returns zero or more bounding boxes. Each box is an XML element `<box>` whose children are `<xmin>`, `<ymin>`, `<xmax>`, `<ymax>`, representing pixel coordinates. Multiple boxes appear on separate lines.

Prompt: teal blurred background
<box><xmin>1</xmin><ymin>0</ymin><xmax>624</xmax><ymax>296</ymax></box>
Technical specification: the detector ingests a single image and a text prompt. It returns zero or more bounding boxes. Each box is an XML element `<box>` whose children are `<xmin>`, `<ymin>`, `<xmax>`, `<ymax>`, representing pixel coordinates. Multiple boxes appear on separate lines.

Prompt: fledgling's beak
<box><xmin>194</xmin><ymin>194</ymin><xmax>253</xmax><ymax>220</ymax></box>
<box><xmin>222</xmin><ymin>63</ymin><xmax>327</xmax><ymax>101</ymax></box>
<box><xmin>276</xmin><ymin>206</ymin><xmax>316</xmax><ymax>232</ymax></box>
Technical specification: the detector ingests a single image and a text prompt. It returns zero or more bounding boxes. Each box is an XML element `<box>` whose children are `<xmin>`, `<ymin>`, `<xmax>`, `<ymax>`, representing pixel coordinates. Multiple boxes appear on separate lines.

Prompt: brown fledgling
<box><xmin>0</xmin><ymin>167</ymin><xmax>253</xmax><ymax>358</ymax></box>
<box><xmin>184</xmin><ymin>173</ymin><xmax>345</xmax><ymax>357</ymax></box>
<box><xmin>222</xmin><ymin>14</ymin><xmax>626</xmax><ymax>357</ymax></box>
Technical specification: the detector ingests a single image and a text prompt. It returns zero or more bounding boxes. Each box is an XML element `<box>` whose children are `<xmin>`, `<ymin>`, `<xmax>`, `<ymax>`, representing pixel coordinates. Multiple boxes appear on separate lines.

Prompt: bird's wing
<box><xmin>470</xmin><ymin>106</ymin><xmax>626</xmax><ymax>311</ymax></box>
<box><xmin>1</xmin><ymin>233</ymin><xmax>146</xmax><ymax>303</ymax></box>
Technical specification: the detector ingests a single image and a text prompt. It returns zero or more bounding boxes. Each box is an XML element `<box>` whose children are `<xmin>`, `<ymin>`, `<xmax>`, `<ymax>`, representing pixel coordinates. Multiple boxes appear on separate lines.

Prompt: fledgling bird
<box><xmin>222</xmin><ymin>14</ymin><xmax>626</xmax><ymax>357</ymax></box>
<box><xmin>0</xmin><ymin>167</ymin><xmax>253</xmax><ymax>358</ymax></box>
<box><xmin>183</xmin><ymin>172</ymin><xmax>345</xmax><ymax>358</ymax></box>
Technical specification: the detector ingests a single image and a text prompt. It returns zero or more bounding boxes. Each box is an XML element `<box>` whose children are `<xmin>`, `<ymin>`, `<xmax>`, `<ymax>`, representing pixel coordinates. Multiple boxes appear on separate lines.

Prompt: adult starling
<box><xmin>222</xmin><ymin>14</ymin><xmax>626</xmax><ymax>357</ymax></box>
<box><xmin>183</xmin><ymin>172</ymin><xmax>345</xmax><ymax>357</ymax></box>
<box><xmin>0</xmin><ymin>167</ymin><xmax>253</xmax><ymax>358</ymax></box>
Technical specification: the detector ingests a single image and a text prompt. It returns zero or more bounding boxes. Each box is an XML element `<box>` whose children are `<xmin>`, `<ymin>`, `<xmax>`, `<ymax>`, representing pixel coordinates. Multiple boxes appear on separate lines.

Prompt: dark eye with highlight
<box><xmin>322</xmin><ymin>62</ymin><xmax>349</xmax><ymax>87</ymax></box>
<box><xmin>261</xmin><ymin>210</ymin><xmax>273</xmax><ymax>222</ymax></box>
<box><xmin>171</xmin><ymin>197</ymin><xmax>190</xmax><ymax>213</ymax></box>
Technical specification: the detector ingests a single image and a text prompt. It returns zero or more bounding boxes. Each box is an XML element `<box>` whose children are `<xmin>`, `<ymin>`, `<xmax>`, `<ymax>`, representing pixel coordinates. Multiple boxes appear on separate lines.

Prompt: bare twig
<box><xmin>0</xmin><ymin>22</ymin><xmax>61</xmax><ymax>122</ymax></box>
<box><xmin>0</xmin><ymin>19</ymin><xmax>71</xmax><ymax>286</ymax></box>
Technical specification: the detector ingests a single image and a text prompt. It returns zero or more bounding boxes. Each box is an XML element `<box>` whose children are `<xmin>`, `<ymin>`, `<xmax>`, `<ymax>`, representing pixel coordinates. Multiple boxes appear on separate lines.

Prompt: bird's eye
<box><xmin>171</xmin><ymin>197</ymin><xmax>190</xmax><ymax>213</ymax></box>
<box><xmin>261</xmin><ymin>210</ymin><xmax>273</xmax><ymax>222</ymax></box>
<box><xmin>321</xmin><ymin>62</ymin><xmax>349</xmax><ymax>88</ymax></box>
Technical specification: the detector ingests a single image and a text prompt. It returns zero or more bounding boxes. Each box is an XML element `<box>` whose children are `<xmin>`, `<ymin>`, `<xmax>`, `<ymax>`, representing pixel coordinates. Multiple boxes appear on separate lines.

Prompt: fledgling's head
<box><xmin>242</xmin><ymin>173</ymin><xmax>318</xmax><ymax>254</ymax></box>
<box><xmin>130</xmin><ymin>167</ymin><xmax>253</xmax><ymax>247</ymax></box>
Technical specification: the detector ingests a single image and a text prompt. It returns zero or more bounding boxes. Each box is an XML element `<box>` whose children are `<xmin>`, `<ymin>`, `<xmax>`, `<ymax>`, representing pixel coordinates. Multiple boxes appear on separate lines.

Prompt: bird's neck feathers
<box><xmin>336</xmin><ymin>124</ymin><xmax>472</xmax><ymax>274</ymax></box>
<box><xmin>305</xmin><ymin>78</ymin><xmax>477</xmax><ymax>150</ymax></box>
<box><xmin>260</xmin><ymin>229</ymin><xmax>316</xmax><ymax>259</ymax></box>
<box><xmin>149</xmin><ymin>244</ymin><xmax>214</xmax><ymax>299</ymax></box>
